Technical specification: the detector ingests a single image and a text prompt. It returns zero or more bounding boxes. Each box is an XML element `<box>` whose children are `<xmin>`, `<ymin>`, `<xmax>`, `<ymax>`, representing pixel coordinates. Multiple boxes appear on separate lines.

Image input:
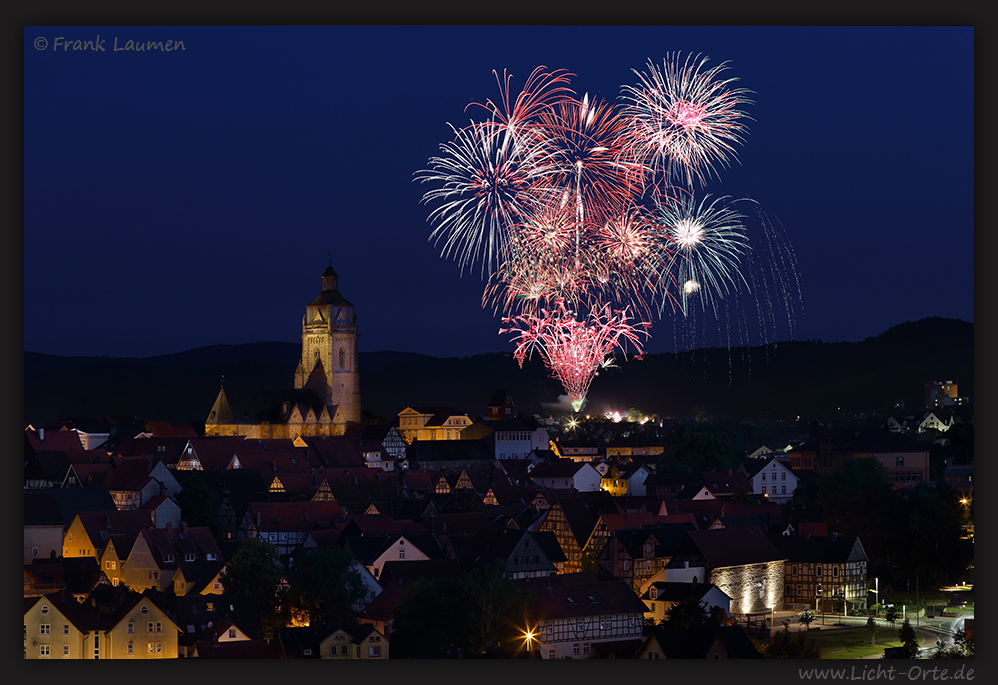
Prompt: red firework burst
<box><xmin>499</xmin><ymin>298</ymin><xmax>650</xmax><ymax>410</ymax></box>
<box><xmin>620</xmin><ymin>53</ymin><xmax>753</xmax><ymax>188</ymax></box>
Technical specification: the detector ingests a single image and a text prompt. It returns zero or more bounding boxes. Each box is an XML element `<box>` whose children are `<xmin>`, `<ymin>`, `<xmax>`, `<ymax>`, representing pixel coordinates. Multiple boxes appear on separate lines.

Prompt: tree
<box><xmin>463</xmin><ymin>560</ymin><xmax>533</xmax><ymax>653</ymax></box>
<box><xmin>883</xmin><ymin>605</ymin><xmax>901</xmax><ymax>628</ymax></box>
<box><xmin>662</xmin><ymin>595</ymin><xmax>716</xmax><ymax>630</ymax></box>
<box><xmin>390</xmin><ymin>576</ymin><xmax>473</xmax><ymax>658</ymax></box>
<box><xmin>659</xmin><ymin>422</ymin><xmax>745</xmax><ymax>472</ymax></box>
<box><xmin>220</xmin><ymin>538</ymin><xmax>284</xmax><ymax>637</ymax></box>
<box><xmin>579</xmin><ymin>537</ymin><xmax>608</xmax><ymax>574</ymax></box>
<box><xmin>866</xmin><ymin>616</ymin><xmax>880</xmax><ymax>646</ymax></box>
<box><xmin>286</xmin><ymin>546</ymin><xmax>369</xmax><ymax>627</ymax></box>
<box><xmin>764</xmin><ymin>624</ymin><xmax>822</xmax><ymax>659</ymax></box>
<box><xmin>897</xmin><ymin>619</ymin><xmax>920</xmax><ymax>659</ymax></box>
<box><xmin>174</xmin><ymin>471</ymin><xmax>222</xmax><ymax>537</ymax></box>
<box><xmin>797</xmin><ymin>610</ymin><xmax>815</xmax><ymax>631</ymax></box>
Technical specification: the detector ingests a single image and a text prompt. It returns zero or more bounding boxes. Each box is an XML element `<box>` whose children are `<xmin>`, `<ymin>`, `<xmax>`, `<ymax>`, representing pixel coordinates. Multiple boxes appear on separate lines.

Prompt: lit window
<box><xmin>127</xmin><ymin>643</ymin><xmax>133</xmax><ymax>655</ymax></box>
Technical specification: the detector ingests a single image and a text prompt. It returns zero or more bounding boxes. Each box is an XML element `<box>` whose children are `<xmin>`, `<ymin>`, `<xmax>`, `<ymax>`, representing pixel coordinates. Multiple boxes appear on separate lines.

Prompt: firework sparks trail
<box><xmin>467</xmin><ymin>66</ymin><xmax>577</xmax><ymax>155</ymax></box>
<box><xmin>500</xmin><ymin>298</ymin><xmax>651</xmax><ymax>411</ymax></box>
<box><xmin>620</xmin><ymin>53</ymin><xmax>754</xmax><ymax>189</ymax></box>
<box><xmin>651</xmin><ymin>190</ymin><xmax>752</xmax><ymax>316</ymax></box>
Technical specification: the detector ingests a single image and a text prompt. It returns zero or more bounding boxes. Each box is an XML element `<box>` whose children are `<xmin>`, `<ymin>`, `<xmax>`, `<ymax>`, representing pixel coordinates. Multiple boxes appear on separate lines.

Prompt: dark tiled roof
<box><xmin>684</xmin><ymin>527</ymin><xmax>786</xmax><ymax>569</ymax></box>
<box><xmin>519</xmin><ymin>572</ymin><xmax>648</xmax><ymax>620</ymax></box>
<box><xmin>768</xmin><ymin>533</ymin><xmax>865</xmax><ymax>563</ymax></box>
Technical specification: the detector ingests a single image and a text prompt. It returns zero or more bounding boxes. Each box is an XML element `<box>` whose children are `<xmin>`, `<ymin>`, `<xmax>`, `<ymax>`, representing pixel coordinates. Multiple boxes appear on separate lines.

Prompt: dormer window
<box><xmin>650</xmin><ymin>587</ymin><xmax>657</xmax><ymax>600</ymax></box>
<box><xmin>164</xmin><ymin>554</ymin><xmax>175</xmax><ymax>563</ymax></box>
<box><xmin>185</xmin><ymin>553</ymin><xmax>195</xmax><ymax>562</ymax></box>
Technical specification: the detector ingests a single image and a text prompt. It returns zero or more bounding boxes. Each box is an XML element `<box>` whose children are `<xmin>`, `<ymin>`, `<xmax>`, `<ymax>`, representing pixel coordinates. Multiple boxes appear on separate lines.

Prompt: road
<box><xmin>768</xmin><ymin>610</ymin><xmax>972</xmax><ymax>659</ymax></box>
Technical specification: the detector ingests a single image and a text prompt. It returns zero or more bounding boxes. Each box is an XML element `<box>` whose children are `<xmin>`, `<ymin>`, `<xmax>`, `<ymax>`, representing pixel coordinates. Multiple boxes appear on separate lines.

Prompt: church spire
<box><xmin>322</xmin><ymin>263</ymin><xmax>339</xmax><ymax>292</ymax></box>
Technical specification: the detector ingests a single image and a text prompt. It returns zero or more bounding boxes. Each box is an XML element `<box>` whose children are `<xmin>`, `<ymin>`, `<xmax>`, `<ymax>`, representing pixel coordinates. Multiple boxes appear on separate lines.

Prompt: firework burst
<box><xmin>652</xmin><ymin>190</ymin><xmax>751</xmax><ymax>315</ymax></box>
<box><xmin>500</xmin><ymin>298</ymin><xmax>651</xmax><ymax>411</ymax></box>
<box><xmin>620</xmin><ymin>53</ymin><xmax>753</xmax><ymax>188</ymax></box>
<box><xmin>417</xmin><ymin>57</ymin><xmax>798</xmax><ymax>408</ymax></box>
<box><xmin>416</xmin><ymin>119</ymin><xmax>558</xmax><ymax>276</ymax></box>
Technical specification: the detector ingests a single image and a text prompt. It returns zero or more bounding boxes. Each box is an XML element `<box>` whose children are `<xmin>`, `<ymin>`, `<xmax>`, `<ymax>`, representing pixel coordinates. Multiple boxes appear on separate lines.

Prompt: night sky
<box><xmin>23</xmin><ymin>25</ymin><xmax>974</xmax><ymax>359</ymax></box>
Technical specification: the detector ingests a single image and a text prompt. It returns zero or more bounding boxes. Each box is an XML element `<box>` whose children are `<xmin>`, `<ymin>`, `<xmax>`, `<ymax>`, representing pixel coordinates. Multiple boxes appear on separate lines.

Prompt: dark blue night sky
<box><xmin>23</xmin><ymin>26</ymin><xmax>974</xmax><ymax>359</ymax></box>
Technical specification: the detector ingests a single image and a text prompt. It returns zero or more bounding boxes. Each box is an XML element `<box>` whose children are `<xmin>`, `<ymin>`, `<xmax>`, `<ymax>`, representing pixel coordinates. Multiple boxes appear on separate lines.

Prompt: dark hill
<box><xmin>23</xmin><ymin>318</ymin><xmax>973</xmax><ymax>427</ymax></box>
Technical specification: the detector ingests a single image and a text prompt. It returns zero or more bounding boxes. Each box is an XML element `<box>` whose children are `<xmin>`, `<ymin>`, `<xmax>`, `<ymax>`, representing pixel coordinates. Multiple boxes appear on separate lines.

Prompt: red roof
<box><xmin>26</xmin><ymin>427</ymin><xmax>84</xmax><ymax>454</ymax></box>
<box><xmin>247</xmin><ymin>501</ymin><xmax>343</xmax><ymax>531</ymax></box>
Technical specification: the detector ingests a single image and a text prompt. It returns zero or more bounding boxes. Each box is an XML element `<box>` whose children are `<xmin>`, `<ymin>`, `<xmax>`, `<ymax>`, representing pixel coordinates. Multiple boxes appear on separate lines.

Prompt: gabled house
<box><xmin>742</xmin><ymin>456</ymin><xmax>799</xmax><ymax>503</ymax></box>
<box><xmin>596</xmin><ymin>524</ymin><xmax>694</xmax><ymax>592</ymax></box>
<box><xmin>63</xmin><ymin>510</ymin><xmax>155</xmax><ymax>559</ymax></box>
<box><xmin>457</xmin><ymin>528</ymin><xmax>566</xmax><ymax>579</ymax></box>
<box><xmin>238</xmin><ymin>501</ymin><xmax>343</xmax><ymax>557</ymax></box>
<box><xmin>397</xmin><ymin>406</ymin><xmax>473</xmax><ymax>443</ymax></box>
<box><xmin>487</xmin><ymin>388</ymin><xmax>517</xmax><ymax>421</ymax></box>
<box><xmin>531</xmin><ymin>495</ymin><xmax>614</xmax><ymax>573</ymax></box>
<box><xmin>24</xmin><ymin>489</ymin><xmax>114</xmax><ymax>564</ymax></box>
<box><xmin>24</xmin><ymin>589</ymin><xmax>180</xmax><ymax>659</ymax></box>
<box><xmin>174</xmin><ymin>593</ymin><xmax>264</xmax><ymax>657</ymax></box>
<box><xmin>340</xmin><ymin>533</ymin><xmax>445</xmax><ymax>582</ymax></box>
<box><xmin>318</xmin><ymin>623</ymin><xmax>389</xmax><ymax>659</ymax></box>
<box><xmin>769</xmin><ymin>533</ymin><xmax>870</xmax><ymax>614</ymax></box>
<box><xmin>102</xmin><ymin>457</ymin><xmax>182</xmax><ymax>510</ymax></box>
<box><xmin>640</xmin><ymin>581</ymin><xmax>731</xmax><ymax>624</ymax></box>
<box><xmin>528</xmin><ymin>461</ymin><xmax>602</xmax><ymax>492</ymax></box>
<box><xmin>518</xmin><ymin>572</ymin><xmax>648</xmax><ymax>659</ymax></box>
<box><xmin>635</xmin><ymin>624</ymin><xmax>762</xmax><ymax>659</ymax></box>
<box><xmin>119</xmin><ymin>523</ymin><xmax>223</xmax><ymax>592</ymax></box>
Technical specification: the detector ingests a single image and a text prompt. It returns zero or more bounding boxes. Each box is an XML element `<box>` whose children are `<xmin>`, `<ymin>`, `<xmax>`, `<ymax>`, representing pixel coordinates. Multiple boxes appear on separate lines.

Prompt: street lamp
<box><xmin>817</xmin><ymin>582</ymin><xmax>824</xmax><ymax>625</ymax></box>
<box><xmin>770</xmin><ymin>605</ymin><xmax>775</xmax><ymax>638</ymax></box>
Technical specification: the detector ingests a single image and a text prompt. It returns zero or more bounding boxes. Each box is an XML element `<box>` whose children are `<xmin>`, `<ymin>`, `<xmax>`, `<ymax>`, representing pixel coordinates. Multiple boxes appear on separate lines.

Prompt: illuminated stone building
<box><xmin>204</xmin><ymin>265</ymin><xmax>361</xmax><ymax>439</ymax></box>
<box><xmin>665</xmin><ymin>527</ymin><xmax>786</xmax><ymax>615</ymax></box>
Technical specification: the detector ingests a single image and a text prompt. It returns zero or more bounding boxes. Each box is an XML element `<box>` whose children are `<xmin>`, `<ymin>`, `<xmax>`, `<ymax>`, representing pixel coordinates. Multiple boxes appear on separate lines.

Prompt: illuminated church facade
<box><xmin>204</xmin><ymin>264</ymin><xmax>361</xmax><ymax>438</ymax></box>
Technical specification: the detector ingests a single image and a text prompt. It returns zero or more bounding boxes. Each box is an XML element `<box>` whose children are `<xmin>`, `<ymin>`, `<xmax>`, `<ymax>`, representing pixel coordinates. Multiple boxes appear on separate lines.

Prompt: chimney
<box><xmin>182</xmin><ymin>521</ymin><xmax>188</xmax><ymax>535</ymax></box>
<box><xmin>39</xmin><ymin>427</ymin><xmax>45</xmax><ymax>441</ymax></box>
<box><xmin>256</xmin><ymin>512</ymin><xmax>261</xmax><ymax>527</ymax></box>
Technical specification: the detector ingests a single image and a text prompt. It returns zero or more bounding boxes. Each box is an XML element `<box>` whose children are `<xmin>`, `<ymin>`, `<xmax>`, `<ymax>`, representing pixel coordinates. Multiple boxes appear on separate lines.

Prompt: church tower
<box><xmin>293</xmin><ymin>264</ymin><xmax>361</xmax><ymax>425</ymax></box>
